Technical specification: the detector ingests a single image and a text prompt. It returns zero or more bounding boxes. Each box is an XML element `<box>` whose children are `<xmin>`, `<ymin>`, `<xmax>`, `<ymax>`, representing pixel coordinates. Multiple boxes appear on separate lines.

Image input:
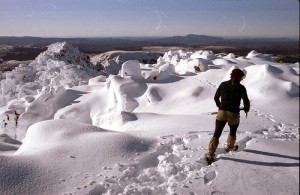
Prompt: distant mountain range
<box><xmin>0</xmin><ymin>34</ymin><xmax>298</xmax><ymax>49</ymax></box>
<box><xmin>155</xmin><ymin>34</ymin><xmax>225</xmax><ymax>45</ymax></box>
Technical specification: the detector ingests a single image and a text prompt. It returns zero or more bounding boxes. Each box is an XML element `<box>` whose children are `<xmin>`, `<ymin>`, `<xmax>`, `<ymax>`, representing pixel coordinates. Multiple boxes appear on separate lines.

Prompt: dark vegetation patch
<box><xmin>0</xmin><ymin>35</ymin><xmax>298</xmax><ymax>63</ymax></box>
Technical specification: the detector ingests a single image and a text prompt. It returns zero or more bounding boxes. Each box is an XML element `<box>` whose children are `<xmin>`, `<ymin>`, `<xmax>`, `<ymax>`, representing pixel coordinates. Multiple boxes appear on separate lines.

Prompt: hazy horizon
<box><xmin>1</xmin><ymin>34</ymin><xmax>299</xmax><ymax>40</ymax></box>
<box><xmin>0</xmin><ymin>0</ymin><xmax>299</xmax><ymax>38</ymax></box>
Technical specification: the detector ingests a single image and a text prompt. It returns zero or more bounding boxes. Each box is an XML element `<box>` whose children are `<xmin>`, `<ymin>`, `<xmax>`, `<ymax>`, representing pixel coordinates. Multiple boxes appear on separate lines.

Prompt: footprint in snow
<box><xmin>187</xmin><ymin>131</ymin><xmax>200</xmax><ymax>134</ymax></box>
<box><xmin>204</xmin><ymin>170</ymin><xmax>217</xmax><ymax>185</ymax></box>
<box><xmin>160</xmin><ymin>134</ymin><xmax>174</xmax><ymax>139</ymax></box>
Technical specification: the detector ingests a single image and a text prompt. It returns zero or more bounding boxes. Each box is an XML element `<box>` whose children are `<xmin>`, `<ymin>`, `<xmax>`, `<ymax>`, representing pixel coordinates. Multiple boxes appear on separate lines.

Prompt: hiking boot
<box><xmin>206</xmin><ymin>156</ymin><xmax>215</xmax><ymax>165</ymax></box>
<box><xmin>226</xmin><ymin>135</ymin><xmax>236</xmax><ymax>152</ymax></box>
<box><xmin>207</xmin><ymin>137</ymin><xmax>219</xmax><ymax>162</ymax></box>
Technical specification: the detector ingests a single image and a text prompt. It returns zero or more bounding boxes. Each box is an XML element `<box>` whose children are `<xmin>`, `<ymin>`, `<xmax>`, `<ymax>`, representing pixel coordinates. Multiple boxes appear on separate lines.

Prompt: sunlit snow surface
<box><xmin>0</xmin><ymin>43</ymin><xmax>299</xmax><ymax>194</ymax></box>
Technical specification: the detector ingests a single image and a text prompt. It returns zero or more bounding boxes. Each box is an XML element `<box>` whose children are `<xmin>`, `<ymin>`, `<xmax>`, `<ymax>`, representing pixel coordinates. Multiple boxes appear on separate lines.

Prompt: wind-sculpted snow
<box><xmin>91</xmin><ymin>51</ymin><xmax>162</xmax><ymax>75</ymax></box>
<box><xmin>0</xmin><ymin>44</ymin><xmax>299</xmax><ymax>194</ymax></box>
<box><xmin>16</xmin><ymin>119</ymin><xmax>153</xmax><ymax>155</ymax></box>
<box><xmin>0</xmin><ymin>42</ymin><xmax>101</xmax><ymax>104</ymax></box>
<box><xmin>246</xmin><ymin>50</ymin><xmax>275</xmax><ymax>62</ymax></box>
<box><xmin>0</xmin><ymin>45</ymin><xmax>298</xmax><ymax>139</ymax></box>
<box><xmin>33</xmin><ymin>42</ymin><xmax>92</xmax><ymax>67</ymax></box>
<box><xmin>1</xmin><ymin>120</ymin><xmax>155</xmax><ymax>194</ymax></box>
<box><xmin>245</xmin><ymin>64</ymin><xmax>299</xmax><ymax>99</ymax></box>
<box><xmin>0</xmin><ymin>42</ymin><xmax>104</xmax><ymax>138</ymax></box>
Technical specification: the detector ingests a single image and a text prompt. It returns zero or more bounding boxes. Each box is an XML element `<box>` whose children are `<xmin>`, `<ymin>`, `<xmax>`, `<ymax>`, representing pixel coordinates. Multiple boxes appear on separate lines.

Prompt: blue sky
<box><xmin>0</xmin><ymin>0</ymin><xmax>299</xmax><ymax>38</ymax></box>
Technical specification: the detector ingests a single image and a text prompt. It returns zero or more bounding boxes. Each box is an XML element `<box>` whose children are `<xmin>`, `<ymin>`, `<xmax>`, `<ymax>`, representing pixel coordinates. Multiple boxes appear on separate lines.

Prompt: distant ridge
<box><xmin>156</xmin><ymin>34</ymin><xmax>224</xmax><ymax>45</ymax></box>
<box><xmin>0</xmin><ymin>35</ymin><xmax>298</xmax><ymax>62</ymax></box>
<box><xmin>0</xmin><ymin>34</ymin><xmax>297</xmax><ymax>47</ymax></box>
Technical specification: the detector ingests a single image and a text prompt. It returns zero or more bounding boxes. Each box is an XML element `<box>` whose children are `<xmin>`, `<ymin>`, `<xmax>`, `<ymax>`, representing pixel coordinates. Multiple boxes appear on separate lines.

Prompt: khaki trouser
<box><xmin>208</xmin><ymin>110</ymin><xmax>240</xmax><ymax>160</ymax></box>
<box><xmin>216</xmin><ymin>110</ymin><xmax>240</xmax><ymax>126</ymax></box>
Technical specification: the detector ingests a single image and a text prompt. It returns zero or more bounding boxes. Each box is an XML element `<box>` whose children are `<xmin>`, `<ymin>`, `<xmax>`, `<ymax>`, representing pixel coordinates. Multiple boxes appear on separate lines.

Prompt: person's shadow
<box><xmin>220</xmin><ymin>149</ymin><xmax>299</xmax><ymax>167</ymax></box>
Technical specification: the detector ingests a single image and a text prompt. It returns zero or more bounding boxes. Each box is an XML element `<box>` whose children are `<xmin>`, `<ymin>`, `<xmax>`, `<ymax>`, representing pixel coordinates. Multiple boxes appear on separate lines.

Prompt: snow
<box><xmin>121</xmin><ymin>60</ymin><xmax>143</xmax><ymax>79</ymax></box>
<box><xmin>0</xmin><ymin>43</ymin><xmax>299</xmax><ymax>195</ymax></box>
<box><xmin>91</xmin><ymin>51</ymin><xmax>162</xmax><ymax>75</ymax></box>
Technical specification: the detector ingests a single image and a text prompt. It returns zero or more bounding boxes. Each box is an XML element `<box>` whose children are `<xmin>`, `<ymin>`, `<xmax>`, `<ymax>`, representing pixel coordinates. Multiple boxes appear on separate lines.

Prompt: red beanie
<box><xmin>231</xmin><ymin>69</ymin><xmax>245</xmax><ymax>79</ymax></box>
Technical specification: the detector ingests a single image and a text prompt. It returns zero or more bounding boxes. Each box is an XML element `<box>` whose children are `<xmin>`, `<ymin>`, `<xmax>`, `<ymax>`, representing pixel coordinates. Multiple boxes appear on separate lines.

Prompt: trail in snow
<box><xmin>82</xmin><ymin>108</ymin><xmax>298</xmax><ymax>195</ymax></box>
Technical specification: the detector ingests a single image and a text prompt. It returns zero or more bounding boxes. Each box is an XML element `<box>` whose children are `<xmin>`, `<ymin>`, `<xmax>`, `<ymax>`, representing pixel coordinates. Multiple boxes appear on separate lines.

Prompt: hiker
<box><xmin>206</xmin><ymin>68</ymin><xmax>250</xmax><ymax>163</ymax></box>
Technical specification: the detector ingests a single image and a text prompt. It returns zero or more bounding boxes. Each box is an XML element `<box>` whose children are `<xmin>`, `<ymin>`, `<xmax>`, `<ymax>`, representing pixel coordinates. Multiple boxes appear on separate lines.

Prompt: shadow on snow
<box><xmin>220</xmin><ymin>149</ymin><xmax>299</xmax><ymax>167</ymax></box>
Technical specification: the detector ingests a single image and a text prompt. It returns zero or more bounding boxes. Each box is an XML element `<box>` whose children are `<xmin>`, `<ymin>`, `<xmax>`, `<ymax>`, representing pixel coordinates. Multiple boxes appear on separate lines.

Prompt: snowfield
<box><xmin>0</xmin><ymin>42</ymin><xmax>299</xmax><ymax>195</ymax></box>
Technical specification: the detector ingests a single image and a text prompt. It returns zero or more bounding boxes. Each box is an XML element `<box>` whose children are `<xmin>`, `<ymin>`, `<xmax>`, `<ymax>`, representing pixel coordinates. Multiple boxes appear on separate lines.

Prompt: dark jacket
<box><xmin>214</xmin><ymin>80</ymin><xmax>250</xmax><ymax>113</ymax></box>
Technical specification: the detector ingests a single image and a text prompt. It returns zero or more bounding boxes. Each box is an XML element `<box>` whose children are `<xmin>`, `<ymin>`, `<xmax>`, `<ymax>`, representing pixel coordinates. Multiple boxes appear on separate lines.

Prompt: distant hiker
<box><xmin>206</xmin><ymin>68</ymin><xmax>250</xmax><ymax>164</ymax></box>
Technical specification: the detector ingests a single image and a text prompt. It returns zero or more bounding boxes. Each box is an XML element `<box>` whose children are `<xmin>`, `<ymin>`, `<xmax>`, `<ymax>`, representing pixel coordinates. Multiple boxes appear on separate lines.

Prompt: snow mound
<box><xmin>159</xmin><ymin>50</ymin><xmax>215</xmax><ymax>74</ymax></box>
<box><xmin>88</xmin><ymin>75</ymin><xmax>107</xmax><ymax>85</ymax></box>
<box><xmin>188</xmin><ymin>58</ymin><xmax>210</xmax><ymax>72</ymax></box>
<box><xmin>246</xmin><ymin>50</ymin><xmax>274</xmax><ymax>61</ymax></box>
<box><xmin>0</xmin><ymin>119</ymin><xmax>154</xmax><ymax>194</ymax></box>
<box><xmin>16</xmin><ymin>119</ymin><xmax>154</xmax><ymax>155</ymax></box>
<box><xmin>285</xmin><ymin>82</ymin><xmax>299</xmax><ymax>96</ymax></box>
<box><xmin>108</xmin><ymin>75</ymin><xmax>147</xmax><ymax>112</ymax></box>
<box><xmin>0</xmin><ymin>42</ymin><xmax>101</xmax><ymax>103</ymax></box>
<box><xmin>212</xmin><ymin>58</ymin><xmax>236</xmax><ymax>66</ymax></box>
<box><xmin>93</xmin><ymin>111</ymin><xmax>137</xmax><ymax>129</ymax></box>
<box><xmin>245</xmin><ymin>64</ymin><xmax>299</xmax><ymax>99</ymax></box>
<box><xmin>158</xmin><ymin>63</ymin><xmax>176</xmax><ymax>74</ymax></box>
<box><xmin>145</xmin><ymin>86</ymin><xmax>163</xmax><ymax>103</ymax></box>
<box><xmin>121</xmin><ymin>60</ymin><xmax>142</xmax><ymax>79</ymax></box>
<box><xmin>0</xmin><ymin>43</ymin><xmax>105</xmax><ymax>139</ymax></box>
<box><xmin>199</xmin><ymin>50</ymin><xmax>216</xmax><ymax>60</ymax></box>
<box><xmin>33</xmin><ymin>42</ymin><xmax>94</xmax><ymax>70</ymax></box>
<box><xmin>15</xmin><ymin>86</ymin><xmax>72</xmax><ymax>139</ymax></box>
<box><xmin>225</xmin><ymin>53</ymin><xmax>235</xmax><ymax>59</ymax></box>
<box><xmin>29</xmin><ymin>42</ymin><xmax>101</xmax><ymax>84</ymax></box>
